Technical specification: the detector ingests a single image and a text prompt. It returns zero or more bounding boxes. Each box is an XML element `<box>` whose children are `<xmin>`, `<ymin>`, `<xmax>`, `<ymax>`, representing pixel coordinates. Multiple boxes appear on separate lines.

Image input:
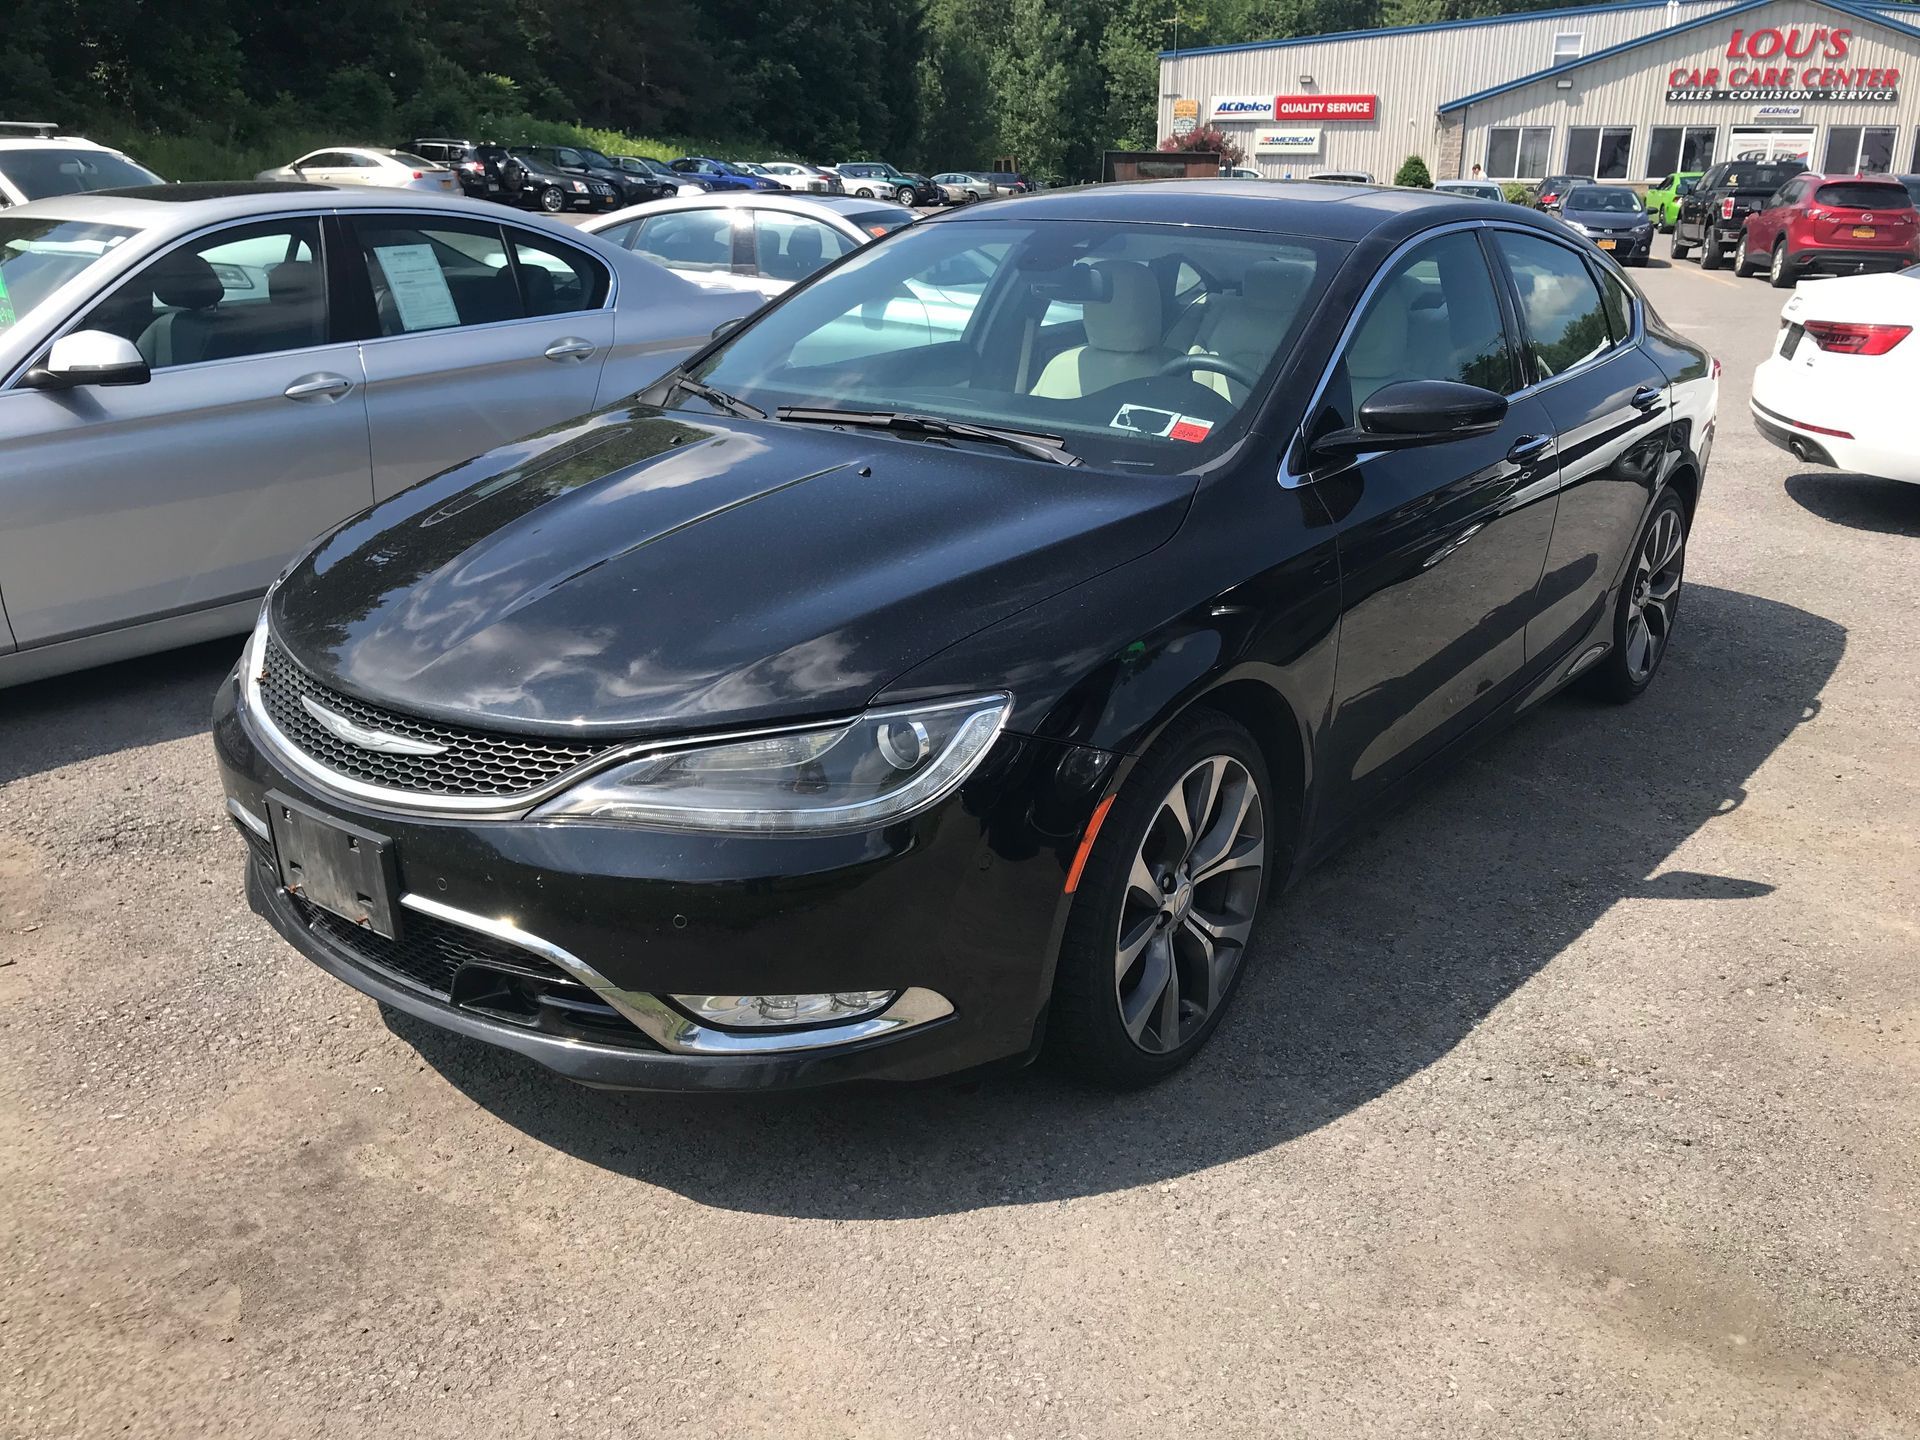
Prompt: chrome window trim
<box><xmin>396</xmin><ymin>893</ymin><xmax>955</xmax><ymax>1056</ymax></box>
<box><xmin>1279</xmin><ymin>218</ymin><xmax>1644</xmax><ymax>489</ymax></box>
<box><xmin>237</xmin><ymin>618</ymin><xmax>864</xmax><ymax>819</ymax></box>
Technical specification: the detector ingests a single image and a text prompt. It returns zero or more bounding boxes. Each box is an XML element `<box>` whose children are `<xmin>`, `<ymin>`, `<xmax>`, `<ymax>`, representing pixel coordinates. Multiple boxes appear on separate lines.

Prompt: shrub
<box><xmin>1394</xmin><ymin>155</ymin><xmax>1433</xmax><ymax>188</ymax></box>
<box><xmin>1159</xmin><ymin>124</ymin><xmax>1245</xmax><ymax>169</ymax></box>
<box><xmin>1502</xmin><ymin>181</ymin><xmax>1532</xmax><ymax>205</ymax></box>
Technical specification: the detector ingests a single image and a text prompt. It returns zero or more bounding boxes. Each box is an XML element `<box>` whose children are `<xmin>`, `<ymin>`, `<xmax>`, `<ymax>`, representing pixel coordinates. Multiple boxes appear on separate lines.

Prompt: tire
<box><xmin>895</xmin><ymin>185</ymin><xmax>916</xmax><ymax>206</ymax></box>
<box><xmin>537</xmin><ymin>186</ymin><xmax>564</xmax><ymax>214</ymax></box>
<box><xmin>1733</xmin><ymin>232</ymin><xmax>1756</xmax><ymax>276</ymax></box>
<box><xmin>1670</xmin><ymin>228</ymin><xmax>1692</xmax><ymax>261</ymax></box>
<box><xmin>1049</xmin><ymin>709</ymin><xmax>1276</xmax><ymax>1087</ymax></box>
<box><xmin>1581</xmin><ymin>488</ymin><xmax>1688</xmax><ymax>704</ymax></box>
<box><xmin>1700</xmin><ymin>234</ymin><xmax>1724</xmax><ymax>269</ymax></box>
<box><xmin>854</xmin><ymin>186</ymin><xmax>874</xmax><ymax>199</ymax></box>
<box><xmin>1770</xmin><ymin>240</ymin><xmax>1795</xmax><ymax>289</ymax></box>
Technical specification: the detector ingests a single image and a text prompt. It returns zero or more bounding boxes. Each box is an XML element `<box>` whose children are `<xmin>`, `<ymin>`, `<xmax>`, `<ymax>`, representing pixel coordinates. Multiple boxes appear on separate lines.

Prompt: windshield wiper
<box><xmin>670</xmin><ymin>375</ymin><xmax>765</xmax><ymax>419</ymax></box>
<box><xmin>775</xmin><ymin>407</ymin><xmax>1082</xmax><ymax>466</ymax></box>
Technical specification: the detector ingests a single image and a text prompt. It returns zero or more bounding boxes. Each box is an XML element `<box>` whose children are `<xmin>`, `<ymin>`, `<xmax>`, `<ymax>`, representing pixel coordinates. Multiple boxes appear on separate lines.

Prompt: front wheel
<box><xmin>537</xmin><ymin>185</ymin><xmax>564</xmax><ymax>213</ymax></box>
<box><xmin>1670</xmin><ymin>228</ymin><xmax>1692</xmax><ymax>261</ymax></box>
<box><xmin>1582</xmin><ymin>489</ymin><xmax>1687</xmax><ymax>704</ymax></box>
<box><xmin>1049</xmin><ymin>711</ymin><xmax>1274</xmax><ymax>1086</ymax></box>
<box><xmin>895</xmin><ymin>185</ymin><xmax>917</xmax><ymax>206</ymax></box>
<box><xmin>854</xmin><ymin>186</ymin><xmax>874</xmax><ymax>199</ymax></box>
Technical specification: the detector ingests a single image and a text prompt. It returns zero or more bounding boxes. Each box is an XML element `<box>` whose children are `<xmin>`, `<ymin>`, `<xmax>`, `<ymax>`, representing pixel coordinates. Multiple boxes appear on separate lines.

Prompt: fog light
<box><xmin>672</xmin><ymin>991</ymin><xmax>897</xmax><ymax>1028</ymax></box>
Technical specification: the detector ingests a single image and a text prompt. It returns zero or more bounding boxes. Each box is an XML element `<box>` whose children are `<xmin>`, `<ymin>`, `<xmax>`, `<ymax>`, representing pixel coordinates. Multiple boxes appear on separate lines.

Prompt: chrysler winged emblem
<box><xmin>300</xmin><ymin>696</ymin><xmax>448</xmax><ymax>756</ymax></box>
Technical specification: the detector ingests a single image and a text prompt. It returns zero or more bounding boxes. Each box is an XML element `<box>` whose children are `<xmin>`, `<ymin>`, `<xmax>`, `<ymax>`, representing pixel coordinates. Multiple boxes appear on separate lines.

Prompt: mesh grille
<box><xmin>257</xmin><ymin>638</ymin><xmax>611</xmax><ymax>797</ymax></box>
<box><xmin>291</xmin><ymin>894</ymin><xmax>570</xmax><ymax>996</ymax></box>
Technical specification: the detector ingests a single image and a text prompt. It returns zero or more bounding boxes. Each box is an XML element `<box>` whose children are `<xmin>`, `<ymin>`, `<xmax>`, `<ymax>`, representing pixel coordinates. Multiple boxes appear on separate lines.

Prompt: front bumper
<box><xmin>214</xmin><ymin>671</ymin><xmax>1111</xmax><ymax>1090</ymax></box>
<box><xmin>1585</xmin><ymin>232</ymin><xmax>1652</xmax><ymax>261</ymax></box>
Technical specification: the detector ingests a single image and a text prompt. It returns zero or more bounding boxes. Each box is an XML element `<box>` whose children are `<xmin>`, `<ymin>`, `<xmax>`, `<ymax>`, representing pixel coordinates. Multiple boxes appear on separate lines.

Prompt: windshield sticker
<box><xmin>371</xmin><ymin>243</ymin><xmax>460</xmax><ymax>331</ymax></box>
<box><xmin>1110</xmin><ymin>404</ymin><xmax>1212</xmax><ymax>442</ymax></box>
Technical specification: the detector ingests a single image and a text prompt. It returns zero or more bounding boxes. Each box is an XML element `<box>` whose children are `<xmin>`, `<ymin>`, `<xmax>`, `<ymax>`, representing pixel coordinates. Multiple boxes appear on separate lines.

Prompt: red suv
<box><xmin>1735</xmin><ymin>173</ymin><xmax>1920</xmax><ymax>287</ymax></box>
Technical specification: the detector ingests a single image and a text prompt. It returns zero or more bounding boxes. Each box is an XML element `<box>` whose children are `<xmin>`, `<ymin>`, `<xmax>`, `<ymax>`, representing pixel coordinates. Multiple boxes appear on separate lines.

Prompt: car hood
<box><xmin>271</xmin><ymin>406</ymin><xmax>1193</xmax><ymax>738</ymax></box>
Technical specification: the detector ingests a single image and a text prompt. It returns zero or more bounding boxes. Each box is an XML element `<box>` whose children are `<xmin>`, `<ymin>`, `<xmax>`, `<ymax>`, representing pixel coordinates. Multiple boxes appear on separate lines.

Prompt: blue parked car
<box><xmin>669</xmin><ymin>157</ymin><xmax>783</xmax><ymax>193</ymax></box>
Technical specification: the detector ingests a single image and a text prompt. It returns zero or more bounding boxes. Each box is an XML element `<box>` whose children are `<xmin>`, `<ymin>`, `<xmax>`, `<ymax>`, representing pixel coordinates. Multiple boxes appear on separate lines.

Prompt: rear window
<box><xmin>1814</xmin><ymin>182</ymin><xmax>1912</xmax><ymax>209</ymax></box>
<box><xmin>843</xmin><ymin>206</ymin><xmax>915</xmax><ymax>237</ymax></box>
<box><xmin>1725</xmin><ymin>163</ymin><xmax>1803</xmax><ymax>189</ymax></box>
<box><xmin>0</xmin><ymin>147</ymin><xmax>161</xmax><ymax>199</ymax></box>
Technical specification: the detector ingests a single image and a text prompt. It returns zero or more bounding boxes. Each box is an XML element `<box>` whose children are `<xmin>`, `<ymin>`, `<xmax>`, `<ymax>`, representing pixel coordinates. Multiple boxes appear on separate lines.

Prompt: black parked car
<box><xmin>510</xmin><ymin>143</ymin><xmax>655</xmax><ymax>206</ymax></box>
<box><xmin>1671</xmin><ymin>157</ymin><xmax>1808</xmax><ymax>268</ymax></box>
<box><xmin>616</xmin><ymin>155</ymin><xmax>688</xmax><ymax>198</ymax></box>
<box><xmin>507</xmin><ymin>150</ymin><xmax>619</xmax><ymax>213</ymax></box>
<box><xmin>1528</xmin><ymin>174</ymin><xmax>1594</xmax><ymax>212</ymax></box>
<box><xmin>402</xmin><ymin>138</ymin><xmax>516</xmax><ymax>200</ymax></box>
<box><xmin>216</xmin><ymin>182</ymin><xmax>1716</xmax><ymax>1092</ymax></box>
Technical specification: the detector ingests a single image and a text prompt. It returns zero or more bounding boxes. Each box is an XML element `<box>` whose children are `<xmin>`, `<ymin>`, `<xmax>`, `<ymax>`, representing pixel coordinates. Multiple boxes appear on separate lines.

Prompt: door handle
<box><xmin>1507</xmin><ymin>434</ymin><xmax>1553</xmax><ymax>464</ymax></box>
<box><xmin>1631</xmin><ymin>385</ymin><xmax>1665</xmax><ymax>412</ymax></box>
<box><xmin>544</xmin><ymin>337</ymin><xmax>597</xmax><ymax>362</ymax></box>
<box><xmin>283</xmin><ymin>373</ymin><xmax>353</xmax><ymax>402</ymax></box>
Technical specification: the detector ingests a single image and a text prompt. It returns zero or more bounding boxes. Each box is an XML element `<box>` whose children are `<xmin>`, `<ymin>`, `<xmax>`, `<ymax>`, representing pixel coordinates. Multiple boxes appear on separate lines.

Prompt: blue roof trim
<box><xmin>1158</xmin><ymin>0</ymin><xmax>1693</xmax><ymax>60</ymax></box>
<box><xmin>1438</xmin><ymin>0</ymin><xmax>1920</xmax><ymax>113</ymax></box>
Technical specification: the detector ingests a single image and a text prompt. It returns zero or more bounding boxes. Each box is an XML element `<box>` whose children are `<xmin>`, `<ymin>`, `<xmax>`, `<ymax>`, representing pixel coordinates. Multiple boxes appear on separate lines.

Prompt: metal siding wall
<box><xmin>1158</xmin><ymin>1</ymin><xmax>1920</xmax><ymax>181</ymax></box>
<box><xmin>1158</xmin><ymin>3</ymin><xmax>1698</xmax><ymax>178</ymax></box>
<box><xmin>1458</xmin><ymin>0</ymin><xmax>1920</xmax><ymax>181</ymax></box>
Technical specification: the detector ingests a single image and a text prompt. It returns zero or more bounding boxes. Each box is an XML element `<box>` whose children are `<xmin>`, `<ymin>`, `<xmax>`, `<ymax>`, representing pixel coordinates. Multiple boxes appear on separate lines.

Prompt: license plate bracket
<box><xmin>266</xmin><ymin>792</ymin><xmax>401</xmax><ymax>939</ymax></box>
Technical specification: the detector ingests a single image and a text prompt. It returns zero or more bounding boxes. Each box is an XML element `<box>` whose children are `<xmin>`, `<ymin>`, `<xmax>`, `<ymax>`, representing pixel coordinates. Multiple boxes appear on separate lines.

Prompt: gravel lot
<box><xmin>2</xmin><ymin>256</ymin><xmax>1915</xmax><ymax>1439</ymax></box>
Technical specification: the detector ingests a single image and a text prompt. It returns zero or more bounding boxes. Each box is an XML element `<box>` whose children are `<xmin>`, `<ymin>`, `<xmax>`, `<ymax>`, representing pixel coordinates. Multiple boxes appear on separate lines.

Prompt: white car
<box><xmin>756</xmin><ymin>162</ymin><xmax>840</xmax><ymax>194</ymax></box>
<box><xmin>0</xmin><ymin>125</ymin><xmax>162</xmax><ymax>205</ymax></box>
<box><xmin>1750</xmin><ymin>268</ymin><xmax>1920</xmax><ymax>483</ymax></box>
<box><xmin>0</xmin><ymin>183</ymin><xmax>753</xmax><ymax>685</ymax></box>
<box><xmin>256</xmin><ymin>147</ymin><xmax>460</xmax><ymax>195</ymax></box>
<box><xmin>1435</xmin><ymin>180</ymin><xmax>1507</xmax><ymax>203</ymax></box>
<box><xmin>580</xmin><ymin>192</ymin><xmax>914</xmax><ymax>299</ymax></box>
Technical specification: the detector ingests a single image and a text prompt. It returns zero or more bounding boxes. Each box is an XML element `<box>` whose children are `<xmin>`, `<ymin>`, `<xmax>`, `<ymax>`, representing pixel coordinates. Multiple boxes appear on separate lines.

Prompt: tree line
<box><xmin>10</xmin><ymin>0</ymin><xmax>1886</xmax><ymax>179</ymax></box>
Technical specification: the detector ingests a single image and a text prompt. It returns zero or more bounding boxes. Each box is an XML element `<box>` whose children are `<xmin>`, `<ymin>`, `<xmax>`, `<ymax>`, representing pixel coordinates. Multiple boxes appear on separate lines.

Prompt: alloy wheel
<box><xmin>1735</xmin><ymin>235</ymin><xmax>1749</xmax><ymax>273</ymax></box>
<box><xmin>1625</xmin><ymin>504</ymin><xmax>1684</xmax><ymax>683</ymax></box>
<box><xmin>1113</xmin><ymin>755</ymin><xmax>1265</xmax><ymax>1054</ymax></box>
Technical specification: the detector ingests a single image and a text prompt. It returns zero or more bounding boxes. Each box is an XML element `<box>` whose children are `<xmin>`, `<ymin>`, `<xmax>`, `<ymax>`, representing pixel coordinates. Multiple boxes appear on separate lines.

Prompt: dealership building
<box><xmin>1158</xmin><ymin>0</ymin><xmax>1920</xmax><ymax>185</ymax></box>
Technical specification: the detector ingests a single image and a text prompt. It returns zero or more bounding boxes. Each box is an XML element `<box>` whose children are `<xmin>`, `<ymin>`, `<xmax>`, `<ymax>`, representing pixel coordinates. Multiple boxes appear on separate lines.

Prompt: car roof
<box><xmin>582</xmin><ymin>190</ymin><xmax>912</xmax><ymax>230</ymax></box>
<box><xmin>935</xmin><ymin>178</ymin><xmax>1532</xmax><ymax>242</ymax></box>
<box><xmin>0</xmin><ymin>134</ymin><xmax>125</xmax><ymax>154</ymax></box>
<box><xmin>3</xmin><ymin>181</ymin><xmax>586</xmax><ymax>228</ymax></box>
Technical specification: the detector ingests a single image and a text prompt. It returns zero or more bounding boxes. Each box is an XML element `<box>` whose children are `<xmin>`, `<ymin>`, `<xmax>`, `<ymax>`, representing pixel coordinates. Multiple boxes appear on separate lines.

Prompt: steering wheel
<box><xmin>1156</xmin><ymin>352</ymin><xmax>1259</xmax><ymax>390</ymax></box>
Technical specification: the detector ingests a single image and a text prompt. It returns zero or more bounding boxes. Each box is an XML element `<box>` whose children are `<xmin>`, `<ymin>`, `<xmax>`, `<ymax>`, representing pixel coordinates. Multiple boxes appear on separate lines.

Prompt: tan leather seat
<box><xmin>1030</xmin><ymin>260</ymin><xmax>1169</xmax><ymax>399</ymax></box>
<box><xmin>1189</xmin><ymin>258</ymin><xmax>1314</xmax><ymax>401</ymax></box>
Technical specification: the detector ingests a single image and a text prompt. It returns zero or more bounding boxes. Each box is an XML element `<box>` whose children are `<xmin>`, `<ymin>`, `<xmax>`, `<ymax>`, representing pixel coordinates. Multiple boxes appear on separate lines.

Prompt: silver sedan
<box><xmin>0</xmin><ymin>184</ymin><xmax>755</xmax><ymax>685</ymax></box>
<box><xmin>257</xmin><ymin>147</ymin><xmax>460</xmax><ymax>195</ymax></box>
<box><xmin>580</xmin><ymin>191</ymin><xmax>915</xmax><ymax>300</ymax></box>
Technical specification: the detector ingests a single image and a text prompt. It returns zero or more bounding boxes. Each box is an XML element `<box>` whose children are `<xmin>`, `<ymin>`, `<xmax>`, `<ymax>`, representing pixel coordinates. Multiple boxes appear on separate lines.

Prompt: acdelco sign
<box><xmin>1209</xmin><ymin>95</ymin><xmax>1276</xmax><ymax>120</ymax></box>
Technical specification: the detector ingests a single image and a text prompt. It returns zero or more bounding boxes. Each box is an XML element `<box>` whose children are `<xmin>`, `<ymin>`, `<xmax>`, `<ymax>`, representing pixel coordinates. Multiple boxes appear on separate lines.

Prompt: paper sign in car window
<box><xmin>1111</xmin><ymin>403</ymin><xmax>1213</xmax><ymax>443</ymax></box>
<box><xmin>373</xmin><ymin>243</ymin><xmax>460</xmax><ymax>331</ymax></box>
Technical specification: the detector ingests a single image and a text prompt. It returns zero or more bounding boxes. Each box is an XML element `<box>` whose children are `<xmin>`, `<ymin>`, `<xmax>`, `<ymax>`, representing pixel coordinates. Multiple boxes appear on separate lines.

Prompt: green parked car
<box><xmin>1646</xmin><ymin>172</ymin><xmax>1702</xmax><ymax>231</ymax></box>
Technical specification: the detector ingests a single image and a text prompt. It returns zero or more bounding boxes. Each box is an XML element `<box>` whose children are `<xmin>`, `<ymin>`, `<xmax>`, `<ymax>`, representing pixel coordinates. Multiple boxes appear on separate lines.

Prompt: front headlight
<box><xmin>531</xmin><ymin>693</ymin><xmax>1010</xmax><ymax>834</ymax></box>
<box><xmin>570</xmin><ymin>179</ymin><xmax>589</xmax><ymax>192</ymax></box>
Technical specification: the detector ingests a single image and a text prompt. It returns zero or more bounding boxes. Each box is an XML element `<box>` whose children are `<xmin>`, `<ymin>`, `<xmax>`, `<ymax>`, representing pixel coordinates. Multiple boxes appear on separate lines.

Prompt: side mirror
<box><xmin>1312</xmin><ymin>380</ymin><xmax>1508</xmax><ymax>457</ymax></box>
<box><xmin>23</xmin><ymin>330</ymin><xmax>151</xmax><ymax>390</ymax></box>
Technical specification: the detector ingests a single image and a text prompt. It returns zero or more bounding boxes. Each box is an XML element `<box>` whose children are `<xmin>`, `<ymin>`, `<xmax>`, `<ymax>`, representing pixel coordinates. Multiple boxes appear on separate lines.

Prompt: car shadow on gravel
<box><xmin>1784</xmin><ymin>472</ymin><xmax>1920</xmax><ymax>536</ymax></box>
<box><xmin>0</xmin><ymin>636</ymin><xmax>239</xmax><ymax>786</ymax></box>
<box><xmin>397</xmin><ymin>582</ymin><xmax>1844</xmax><ymax>1218</ymax></box>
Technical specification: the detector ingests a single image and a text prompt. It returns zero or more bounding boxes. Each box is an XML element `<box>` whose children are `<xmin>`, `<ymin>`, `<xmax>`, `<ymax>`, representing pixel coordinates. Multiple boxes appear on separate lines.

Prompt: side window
<box><xmin>753</xmin><ymin>213</ymin><xmax>854</xmax><ymax>282</ymax></box>
<box><xmin>507</xmin><ymin>231</ymin><xmax>608</xmax><ymax>314</ymax></box>
<box><xmin>555</xmin><ymin>149</ymin><xmax>583</xmax><ymax>168</ymax></box>
<box><xmin>301</xmin><ymin>152</ymin><xmax>346</xmax><ymax>170</ymax></box>
<box><xmin>595</xmin><ymin>219</ymin><xmax>641</xmax><ymax>251</ymax></box>
<box><xmin>1340</xmin><ymin>231</ymin><xmax>1515</xmax><ymax>413</ymax></box>
<box><xmin>631</xmin><ymin>210</ymin><xmax>733</xmax><ymax>273</ymax></box>
<box><xmin>1595</xmin><ymin>264</ymin><xmax>1634</xmax><ymax>344</ymax></box>
<box><xmin>82</xmin><ymin>218</ymin><xmax>326</xmax><ymax>368</ymax></box>
<box><xmin>1491</xmin><ymin>231</ymin><xmax>1613</xmax><ymax>379</ymax></box>
<box><xmin>349</xmin><ymin>216</ymin><xmax>521</xmax><ymax>334</ymax></box>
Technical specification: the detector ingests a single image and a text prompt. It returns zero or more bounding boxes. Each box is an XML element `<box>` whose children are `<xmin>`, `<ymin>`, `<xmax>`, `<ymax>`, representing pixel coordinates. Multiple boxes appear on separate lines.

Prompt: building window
<box><xmin>1567</xmin><ymin>126</ymin><xmax>1632</xmax><ymax>180</ymax></box>
<box><xmin>1824</xmin><ymin>125</ymin><xmax>1897</xmax><ymax>174</ymax></box>
<box><xmin>1911</xmin><ymin>127</ymin><xmax>1920</xmax><ymax>172</ymax></box>
<box><xmin>1646</xmin><ymin>126</ymin><xmax>1716</xmax><ymax>178</ymax></box>
<box><xmin>1487</xmin><ymin>126</ymin><xmax>1553</xmax><ymax>180</ymax></box>
<box><xmin>1553</xmin><ymin>32</ymin><xmax>1583</xmax><ymax>63</ymax></box>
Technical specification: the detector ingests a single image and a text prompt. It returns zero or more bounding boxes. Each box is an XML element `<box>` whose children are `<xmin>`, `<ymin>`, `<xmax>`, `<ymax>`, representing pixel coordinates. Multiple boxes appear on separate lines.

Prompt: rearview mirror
<box><xmin>23</xmin><ymin>330</ymin><xmax>151</xmax><ymax>390</ymax></box>
<box><xmin>1312</xmin><ymin>380</ymin><xmax>1508</xmax><ymax>457</ymax></box>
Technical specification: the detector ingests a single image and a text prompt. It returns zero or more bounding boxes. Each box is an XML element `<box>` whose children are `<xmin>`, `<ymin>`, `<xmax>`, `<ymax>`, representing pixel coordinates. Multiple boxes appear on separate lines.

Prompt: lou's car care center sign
<box><xmin>1668</xmin><ymin>25</ymin><xmax>1899</xmax><ymax>101</ymax></box>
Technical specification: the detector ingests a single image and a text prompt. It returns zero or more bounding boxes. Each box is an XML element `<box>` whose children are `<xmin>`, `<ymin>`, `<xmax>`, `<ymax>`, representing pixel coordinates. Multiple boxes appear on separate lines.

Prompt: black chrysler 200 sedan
<box><xmin>214</xmin><ymin>181</ymin><xmax>1716</xmax><ymax>1091</ymax></box>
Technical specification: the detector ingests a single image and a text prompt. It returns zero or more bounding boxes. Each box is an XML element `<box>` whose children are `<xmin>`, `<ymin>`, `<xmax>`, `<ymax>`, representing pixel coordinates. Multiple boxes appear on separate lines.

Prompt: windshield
<box><xmin>578</xmin><ymin>149</ymin><xmax>617</xmax><ymax>169</ymax></box>
<box><xmin>683</xmin><ymin>218</ymin><xmax>1338</xmax><ymax>474</ymax></box>
<box><xmin>1567</xmin><ymin>188</ymin><xmax>1641</xmax><ymax>212</ymax></box>
<box><xmin>844</xmin><ymin>205</ymin><xmax>916</xmax><ymax>236</ymax></box>
<box><xmin>0</xmin><ymin>218</ymin><xmax>138</xmax><ymax>334</ymax></box>
<box><xmin>0</xmin><ymin>147</ymin><xmax>161</xmax><ymax>200</ymax></box>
